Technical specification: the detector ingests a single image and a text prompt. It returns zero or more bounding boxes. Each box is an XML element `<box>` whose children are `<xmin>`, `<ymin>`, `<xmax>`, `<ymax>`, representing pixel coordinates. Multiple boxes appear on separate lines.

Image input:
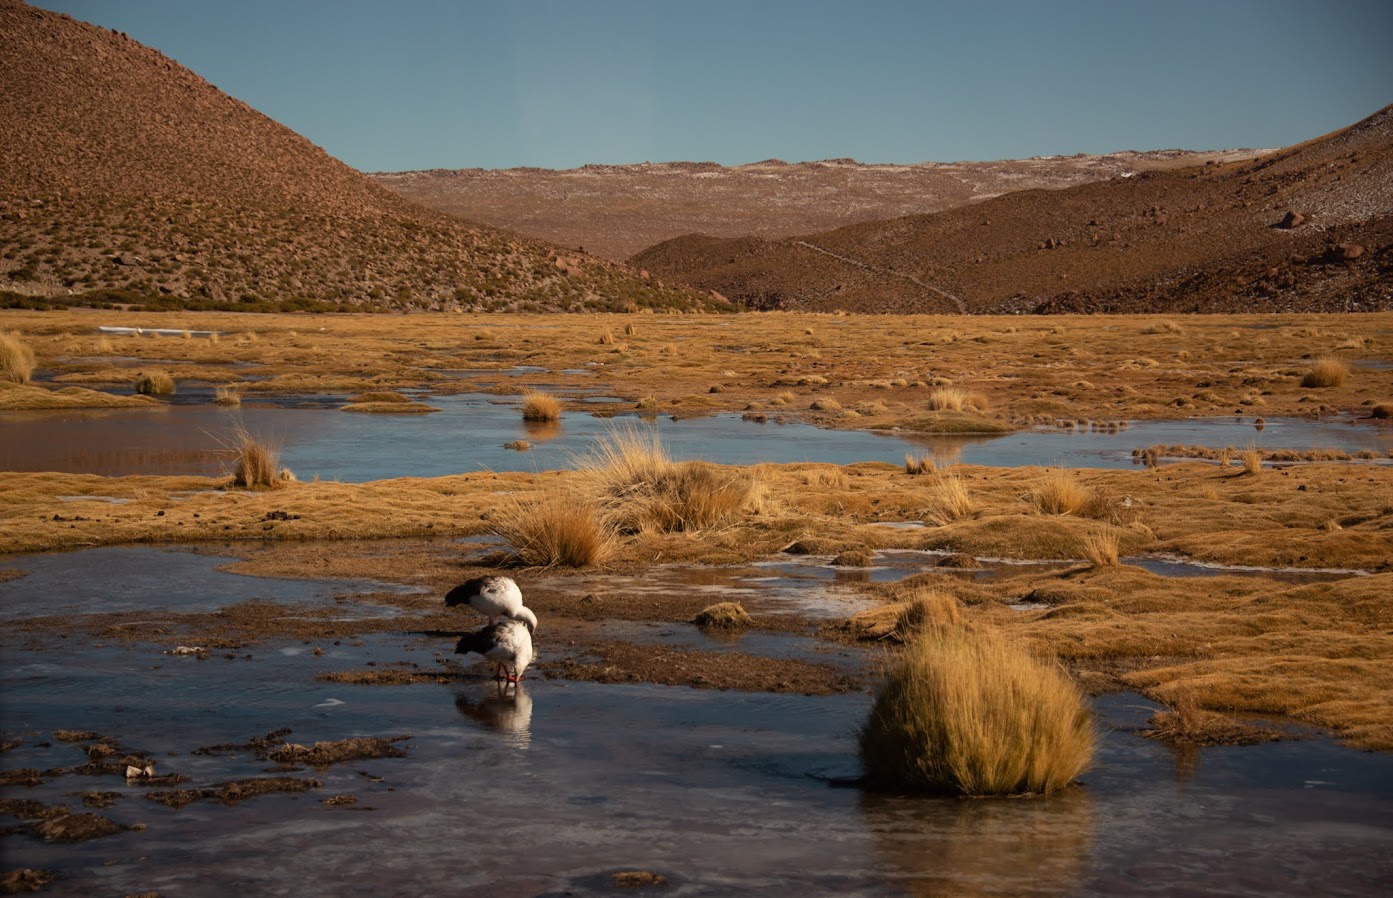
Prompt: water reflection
<box><xmin>455</xmin><ymin>682</ymin><xmax>533</xmax><ymax>749</ymax></box>
<box><xmin>861</xmin><ymin>789</ymin><xmax>1095</xmax><ymax>897</ymax></box>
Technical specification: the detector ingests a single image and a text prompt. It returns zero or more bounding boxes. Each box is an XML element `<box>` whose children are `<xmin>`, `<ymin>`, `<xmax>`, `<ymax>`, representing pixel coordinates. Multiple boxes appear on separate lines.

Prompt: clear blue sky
<box><xmin>35</xmin><ymin>0</ymin><xmax>1393</xmax><ymax>172</ymax></box>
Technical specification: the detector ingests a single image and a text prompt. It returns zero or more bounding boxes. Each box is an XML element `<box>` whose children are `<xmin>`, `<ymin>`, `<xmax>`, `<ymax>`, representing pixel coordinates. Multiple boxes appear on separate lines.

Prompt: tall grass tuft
<box><xmin>1029</xmin><ymin>469</ymin><xmax>1093</xmax><ymax>516</ymax></box>
<box><xmin>1301</xmin><ymin>358</ymin><xmax>1349</xmax><ymax>388</ymax></box>
<box><xmin>905</xmin><ymin>452</ymin><xmax>939</xmax><ymax>476</ymax></box>
<box><xmin>230</xmin><ymin>428</ymin><xmax>291</xmax><ymax>489</ymax></box>
<box><xmin>1081</xmin><ymin>528</ymin><xmax>1120</xmax><ymax>567</ymax></box>
<box><xmin>859</xmin><ymin>626</ymin><xmax>1094</xmax><ymax>796</ymax></box>
<box><xmin>892</xmin><ymin>585</ymin><xmax>962</xmax><ymax>635</ymax></box>
<box><xmin>581</xmin><ymin>425</ymin><xmax>757</xmax><ymax>534</ymax></box>
<box><xmin>213</xmin><ymin>385</ymin><xmax>242</xmax><ymax>407</ymax></box>
<box><xmin>487</xmin><ymin>492</ymin><xmax>617</xmax><ymax>567</ymax></box>
<box><xmin>0</xmin><ymin>332</ymin><xmax>37</xmax><ymax>383</ymax></box>
<box><xmin>925</xmin><ymin>472</ymin><xmax>974</xmax><ymax>525</ymax></box>
<box><xmin>521</xmin><ymin>390</ymin><xmax>563</xmax><ymax>422</ymax></box>
<box><xmin>1239</xmin><ymin>446</ymin><xmax>1263</xmax><ymax>476</ymax></box>
<box><xmin>134</xmin><ymin>370</ymin><xmax>175</xmax><ymax>396</ymax></box>
<box><xmin>926</xmin><ymin>386</ymin><xmax>989</xmax><ymax>413</ymax></box>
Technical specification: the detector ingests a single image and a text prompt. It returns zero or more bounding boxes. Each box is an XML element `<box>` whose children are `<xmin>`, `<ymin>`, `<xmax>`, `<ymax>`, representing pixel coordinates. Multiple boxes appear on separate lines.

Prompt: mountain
<box><xmin>630</xmin><ymin>106</ymin><xmax>1393</xmax><ymax>314</ymax></box>
<box><xmin>0</xmin><ymin>0</ymin><xmax>718</xmax><ymax>312</ymax></box>
<box><xmin>373</xmin><ymin>150</ymin><xmax>1255</xmax><ymax>263</ymax></box>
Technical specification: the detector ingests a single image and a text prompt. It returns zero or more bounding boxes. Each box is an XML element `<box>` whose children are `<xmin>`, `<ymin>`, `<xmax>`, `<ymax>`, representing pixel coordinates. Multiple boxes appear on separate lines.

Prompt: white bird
<box><xmin>446</xmin><ymin>576</ymin><xmax>537</xmax><ymax>633</ymax></box>
<box><xmin>455</xmin><ymin>619</ymin><xmax>534</xmax><ymax>685</ymax></box>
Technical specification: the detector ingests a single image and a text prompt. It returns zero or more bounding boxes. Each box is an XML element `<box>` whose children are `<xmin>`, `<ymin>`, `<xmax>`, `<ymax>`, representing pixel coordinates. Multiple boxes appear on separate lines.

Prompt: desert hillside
<box><xmin>631</xmin><ymin>106</ymin><xmax>1393</xmax><ymax>314</ymax></box>
<box><xmin>0</xmin><ymin>0</ymin><xmax>718</xmax><ymax>312</ymax></box>
<box><xmin>373</xmin><ymin>150</ymin><xmax>1254</xmax><ymax>263</ymax></box>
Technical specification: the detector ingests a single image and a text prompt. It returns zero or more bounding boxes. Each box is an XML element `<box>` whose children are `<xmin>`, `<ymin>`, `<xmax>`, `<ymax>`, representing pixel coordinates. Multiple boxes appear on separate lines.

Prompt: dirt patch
<box><xmin>268</xmin><ymin>738</ymin><xmax>410</xmax><ymax>769</ymax></box>
<box><xmin>33</xmin><ymin>811</ymin><xmax>126</xmax><ymax>843</ymax></box>
<box><xmin>540</xmin><ymin>640</ymin><xmax>863</xmax><ymax>695</ymax></box>
<box><xmin>146</xmin><ymin>777</ymin><xmax>323</xmax><ymax>809</ymax></box>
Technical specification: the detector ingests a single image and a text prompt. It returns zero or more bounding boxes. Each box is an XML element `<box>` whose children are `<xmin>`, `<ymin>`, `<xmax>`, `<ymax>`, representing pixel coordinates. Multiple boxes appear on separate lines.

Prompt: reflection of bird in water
<box><xmin>446</xmin><ymin>576</ymin><xmax>538</xmax><ymax>633</ymax></box>
<box><xmin>455</xmin><ymin>619</ymin><xmax>534</xmax><ymax>684</ymax></box>
<box><xmin>455</xmin><ymin>682</ymin><xmax>533</xmax><ymax>747</ymax></box>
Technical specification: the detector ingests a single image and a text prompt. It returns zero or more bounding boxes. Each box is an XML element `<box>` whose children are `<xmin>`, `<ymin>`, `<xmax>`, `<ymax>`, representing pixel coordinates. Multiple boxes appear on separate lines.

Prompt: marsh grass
<box><xmin>924</xmin><ymin>472</ymin><xmax>974</xmax><ymax>525</ymax></box>
<box><xmin>1029</xmin><ymin>469</ymin><xmax>1093</xmax><ymax>516</ymax></box>
<box><xmin>487</xmin><ymin>492</ymin><xmax>617</xmax><ymax>567</ymax></box>
<box><xmin>693</xmin><ymin>602</ymin><xmax>752</xmax><ymax>629</ymax></box>
<box><xmin>1142</xmin><ymin>692</ymin><xmax>1284</xmax><ymax>747</ymax></box>
<box><xmin>134</xmin><ymin>370</ymin><xmax>176</xmax><ymax>396</ymax></box>
<box><xmin>0</xmin><ymin>332</ymin><xmax>37</xmax><ymax>383</ymax></box>
<box><xmin>521</xmin><ymin>391</ymin><xmax>563</xmax><ymax>422</ymax></box>
<box><xmin>859</xmin><ymin>626</ymin><xmax>1094</xmax><ymax>795</ymax></box>
<box><xmin>229</xmin><ymin>428</ymin><xmax>291</xmax><ymax>489</ymax></box>
<box><xmin>1081</xmin><ymin>528</ymin><xmax>1120</xmax><ymax>567</ymax></box>
<box><xmin>926</xmin><ymin>386</ymin><xmax>989</xmax><ymax>413</ymax></box>
<box><xmin>580</xmin><ymin>425</ymin><xmax>757</xmax><ymax>534</ymax></box>
<box><xmin>905</xmin><ymin>452</ymin><xmax>939</xmax><ymax>475</ymax></box>
<box><xmin>213</xmin><ymin>385</ymin><xmax>241</xmax><ymax>407</ymax></box>
<box><xmin>1301</xmin><ymin>358</ymin><xmax>1349</xmax><ymax>388</ymax></box>
<box><xmin>1239</xmin><ymin>446</ymin><xmax>1263</xmax><ymax>476</ymax></box>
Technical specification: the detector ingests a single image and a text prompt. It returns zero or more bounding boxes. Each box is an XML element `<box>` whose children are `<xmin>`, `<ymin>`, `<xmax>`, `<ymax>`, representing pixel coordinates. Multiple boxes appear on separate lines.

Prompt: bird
<box><xmin>455</xmin><ymin>619</ymin><xmax>534</xmax><ymax>685</ymax></box>
<box><xmin>445</xmin><ymin>575</ymin><xmax>537</xmax><ymax>633</ymax></box>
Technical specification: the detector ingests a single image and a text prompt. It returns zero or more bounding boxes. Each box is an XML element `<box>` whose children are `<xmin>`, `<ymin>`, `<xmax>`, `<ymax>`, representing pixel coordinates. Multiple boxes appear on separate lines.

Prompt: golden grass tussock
<box><xmin>134</xmin><ymin>369</ymin><xmax>176</xmax><ymax>396</ymax></box>
<box><xmin>580</xmin><ymin>425</ymin><xmax>757</xmax><ymax>534</ymax></box>
<box><xmin>1029</xmin><ymin>469</ymin><xmax>1093</xmax><ymax>516</ymax></box>
<box><xmin>0</xmin><ymin>332</ymin><xmax>37</xmax><ymax>383</ymax></box>
<box><xmin>1141</xmin><ymin>692</ymin><xmax>1284</xmax><ymax>747</ymax></box>
<box><xmin>924</xmin><ymin>472</ymin><xmax>974</xmax><ymax>526</ymax></box>
<box><xmin>486</xmin><ymin>492</ymin><xmax>617</xmax><ymax>567</ymax></box>
<box><xmin>904</xmin><ymin>452</ymin><xmax>939</xmax><ymax>476</ymax></box>
<box><xmin>229</xmin><ymin>429</ymin><xmax>292</xmax><ymax>489</ymax></box>
<box><xmin>926</xmin><ymin>386</ymin><xmax>989</xmax><ymax>413</ymax></box>
<box><xmin>521</xmin><ymin>390</ymin><xmax>563</xmax><ymax>422</ymax></box>
<box><xmin>1239</xmin><ymin>446</ymin><xmax>1263</xmax><ymax>475</ymax></box>
<box><xmin>1300</xmin><ymin>357</ymin><xmax>1349</xmax><ymax>388</ymax></box>
<box><xmin>213</xmin><ymin>385</ymin><xmax>242</xmax><ymax>407</ymax></box>
<box><xmin>1080</xmin><ymin>527</ymin><xmax>1120</xmax><ymax>567</ymax></box>
<box><xmin>859</xmin><ymin>626</ymin><xmax>1094</xmax><ymax>796</ymax></box>
<box><xmin>693</xmin><ymin>602</ymin><xmax>752</xmax><ymax>629</ymax></box>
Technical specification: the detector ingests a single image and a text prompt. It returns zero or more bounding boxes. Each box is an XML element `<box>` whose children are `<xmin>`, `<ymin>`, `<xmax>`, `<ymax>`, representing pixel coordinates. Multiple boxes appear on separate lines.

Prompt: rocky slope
<box><xmin>374</xmin><ymin>150</ymin><xmax>1255</xmax><ymax>263</ymax></box>
<box><xmin>630</xmin><ymin>106</ymin><xmax>1393</xmax><ymax>314</ymax></box>
<box><xmin>0</xmin><ymin>0</ymin><xmax>717</xmax><ymax>312</ymax></box>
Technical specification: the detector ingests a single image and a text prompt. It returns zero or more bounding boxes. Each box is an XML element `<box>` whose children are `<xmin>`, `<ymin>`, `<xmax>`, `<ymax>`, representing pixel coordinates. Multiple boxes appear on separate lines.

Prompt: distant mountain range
<box><xmin>0</xmin><ymin>0</ymin><xmax>719</xmax><ymax>312</ymax></box>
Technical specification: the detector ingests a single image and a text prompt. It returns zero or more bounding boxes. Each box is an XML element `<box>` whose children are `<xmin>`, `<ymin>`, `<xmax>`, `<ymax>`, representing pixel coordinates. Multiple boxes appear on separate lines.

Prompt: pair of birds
<box><xmin>446</xmin><ymin>575</ymin><xmax>536</xmax><ymax>684</ymax></box>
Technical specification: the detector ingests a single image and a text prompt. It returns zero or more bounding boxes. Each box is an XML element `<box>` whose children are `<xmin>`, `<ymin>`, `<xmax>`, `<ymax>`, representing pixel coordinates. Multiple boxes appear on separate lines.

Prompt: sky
<box><xmin>34</xmin><ymin>0</ymin><xmax>1393</xmax><ymax>172</ymax></box>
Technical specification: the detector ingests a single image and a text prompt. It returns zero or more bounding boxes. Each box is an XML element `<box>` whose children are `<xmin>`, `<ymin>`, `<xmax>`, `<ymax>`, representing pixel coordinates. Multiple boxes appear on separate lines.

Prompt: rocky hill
<box><xmin>631</xmin><ymin>106</ymin><xmax>1393</xmax><ymax>314</ymax></box>
<box><xmin>374</xmin><ymin>150</ymin><xmax>1255</xmax><ymax>263</ymax></box>
<box><xmin>0</xmin><ymin>0</ymin><xmax>718</xmax><ymax>312</ymax></box>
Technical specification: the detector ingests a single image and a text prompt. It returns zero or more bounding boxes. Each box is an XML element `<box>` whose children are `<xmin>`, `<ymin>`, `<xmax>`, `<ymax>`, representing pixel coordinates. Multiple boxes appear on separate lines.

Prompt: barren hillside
<box><xmin>631</xmin><ymin>106</ymin><xmax>1393</xmax><ymax>314</ymax></box>
<box><xmin>374</xmin><ymin>150</ymin><xmax>1255</xmax><ymax>262</ymax></box>
<box><xmin>0</xmin><ymin>0</ymin><xmax>718</xmax><ymax>312</ymax></box>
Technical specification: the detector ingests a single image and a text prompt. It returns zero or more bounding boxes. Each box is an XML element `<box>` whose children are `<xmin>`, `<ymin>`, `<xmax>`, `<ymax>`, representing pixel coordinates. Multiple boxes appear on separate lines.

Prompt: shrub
<box><xmin>859</xmin><ymin>626</ymin><xmax>1094</xmax><ymax>796</ymax></box>
<box><xmin>134</xmin><ymin>370</ymin><xmax>175</xmax><ymax>396</ymax></box>
<box><xmin>487</xmin><ymin>492</ymin><xmax>616</xmax><ymax>567</ymax></box>
<box><xmin>0</xmin><ymin>332</ymin><xmax>36</xmax><ymax>383</ymax></box>
<box><xmin>1301</xmin><ymin>358</ymin><xmax>1349</xmax><ymax>388</ymax></box>
<box><xmin>521</xmin><ymin>391</ymin><xmax>563</xmax><ymax>422</ymax></box>
<box><xmin>1029</xmin><ymin>469</ymin><xmax>1092</xmax><ymax>516</ymax></box>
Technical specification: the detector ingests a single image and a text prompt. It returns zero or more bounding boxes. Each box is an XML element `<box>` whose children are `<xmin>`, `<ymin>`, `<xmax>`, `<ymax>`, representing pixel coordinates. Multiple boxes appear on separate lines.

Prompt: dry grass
<box><xmin>213</xmin><ymin>385</ymin><xmax>241</xmax><ymax>407</ymax></box>
<box><xmin>229</xmin><ymin>429</ymin><xmax>291</xmax><ymax>489</ymax></box>
<box><xmin>924</xmin><ymin>472</ymin><xmax>974</xmax><ymax>525</ymax></box>
<box><xmin>1029</xmin><ymin>469</ymin><xmax>1093</xmax><ymax>516</ymax></box>
<box><xmin>859</xmin><ymin>626</ymin><xmax>1094</xmax><ymax>796</ymax></box>
<box><xmin>1080</xmin><ymin>528</ymin><xmax>1120</xmax><ymax>567</ymax></box>
<box><xmin>905</xmin><ymin>452</ymin><xmax>939</xmax><ymax>476</ymax></box>
<box><xmin>926</xmin><ymin>386</ymin><xmax>989</xmax><ymax>413</ymax></box>
<box><xmin>581</xmin><ymin>425</ymin><xmax>757</xmax><ymax>534</ymax></box>
<box><xmin>486</xmin><ymin>492</ymin><xmax>617</xmax><ymax>567</ymax></box>
<box><xmin>0</xmin><ymin>332</ymin><xmax>36</xmax><ymax>383</ymax></box>
<box><xmin>134</xmin><ymin>370</ymin><xmax>176</xmax><ymax>396</ymax></box>
<box><xmin>1141</xmin><ymin>692</ymin><xmax>1284</xmax><ymax>746</ymax></box>
<box><xmin>1301</xmin><ymin>358</ymin><xmax>1349</xmax><ymax>388</ymax></box>
<box><xmin>521</xmin><ymin>391</ymin><xmax>563</xmax><ymax>422</ymax></box>
<box><xmin>1239</xmin><ymin>446</ymin><xmax>1263</xmax><ymax>475</ymax></box>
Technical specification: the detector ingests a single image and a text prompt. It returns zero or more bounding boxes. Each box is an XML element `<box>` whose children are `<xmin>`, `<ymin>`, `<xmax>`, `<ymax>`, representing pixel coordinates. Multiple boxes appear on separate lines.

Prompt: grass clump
<box><xmin>0</xmin><ymin>332</ymin><xmax>36</xmax><ymax>383</ymax></box>
<box><xmin>1141</xmin><ymin>692</ymin><xmax>1285</xmax><ymax>746</ymax></box>
<box><xmin>213</xmin><ymin>385</ymin><xmax>241</xmax><ymax>407</ymax></box>
<box><xmin>859</xmin><ymin>626</ymin><xmax>1094</xmax><ymax>796</ymax></box>
<box><xmin>1239</xmin><ymin>446</ymin><xmax>1263</xmax><ymax>476</ymax></box>
<box><xmin>1300</xmin><ymin>358</ymin><xmax>1349</xmax><ymax>388</ymax></box>
<box><xmin>693</xmin><ymin>602</ymin><xmax>752</xmax><ymax>629</ymax></box>
<box><xmin>1029</xmin><ymin>469</ymin><xmax>1093</xmax><ymax>516</ymax></box>
<box><xmin>926</xmin><ymin>386</ymin><xmax>989</xmax><ymax>413</ymax></box>
<box><xmin>924</xmin><ymin>472</ymin><xmax>974</xmax><ymax>525</ymax></box>
<box><xmin>487</xmin><ymin>492</ymin><xmax>616</xmax><ymax>567</ymax></box>
<box><xmin>521</xmin><ymin>391</ymin><xmax>563</xmax><ymax>422</ymax></box>
<box><xmin>581</xmin><ymin>426</ymin><xmax>757</xmax><ymax>534</ymax></box>
<box><xmin>1080</xmin><ymin>528</ymin><xmax>1120</xmax><ymax>567</ymax></box>
<box><xmin>905</xmin><ymin>453</ymin><xmax>939</xmax><ymax>476</ymax></box>
<box><xmin>230</xmin><ymin>429</ymin><xmax>292</xmax><ymax>489</ymax></box>
<box><xmin>134</xmin><ymin>370</ymin><xmax>176</xmax><ymax>396</ymax></box>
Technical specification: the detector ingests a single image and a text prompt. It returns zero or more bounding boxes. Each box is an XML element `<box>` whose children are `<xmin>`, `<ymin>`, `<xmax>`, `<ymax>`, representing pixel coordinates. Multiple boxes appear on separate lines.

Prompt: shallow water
<box><xmin>3</xmin><ymin>387</ymin><xmax>1390</xmax><ymax>480</ymax></box>
<box><xmin>2</xmin><ymin>548</ymin><xmax>1392</xmax><ymax>896</ymax></box>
